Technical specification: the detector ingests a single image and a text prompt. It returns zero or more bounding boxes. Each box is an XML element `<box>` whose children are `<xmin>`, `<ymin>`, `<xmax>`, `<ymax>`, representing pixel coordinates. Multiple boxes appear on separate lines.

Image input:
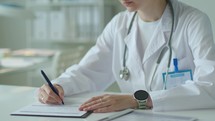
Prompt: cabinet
<box><xmin>26</xmin><ymin>0</ymin><xmax>122</xmax><ymax>48</ymax></box>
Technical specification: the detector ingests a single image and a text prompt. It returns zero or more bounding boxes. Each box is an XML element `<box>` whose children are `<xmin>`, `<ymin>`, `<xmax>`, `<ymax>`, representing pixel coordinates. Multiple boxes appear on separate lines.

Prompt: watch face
<box><xmin>134</xmin><ymin>90</ymin><xmax>148</xmax><ymax>100</ymax></box>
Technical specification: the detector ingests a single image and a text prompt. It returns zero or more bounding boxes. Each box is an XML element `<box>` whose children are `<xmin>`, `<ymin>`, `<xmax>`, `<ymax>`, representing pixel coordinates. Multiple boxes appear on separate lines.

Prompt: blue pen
<box><xmin>41</xmin><ymin>70</ymin><xmax>64</xmax><ymax>105</ymax></box>
<box><xmin>173</xmin><ymin>58</ymin><xmax>179</xmax><ymax>72</ymax></box>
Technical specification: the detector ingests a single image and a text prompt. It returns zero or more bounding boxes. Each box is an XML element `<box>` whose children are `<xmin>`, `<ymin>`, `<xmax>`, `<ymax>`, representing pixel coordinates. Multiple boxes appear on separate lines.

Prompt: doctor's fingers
<box><xmin>82</xmin><ymin>97</ymin><xmax>125</xmax><ymax>113</ymax></box>
<box><xmin>81</xmin><ymin>98</ymin><xmax>111</xmax><ymax>111</ymax></box>
<box><xmin>39</xmin><ymin>87</ymin><xmax>61</xmax><ymax>104</ymax></box>
<box><xmin>38</xmin><ymin>88</ymin><xmax>55</xmax><ymax>104</ymax></box>
<box><xmin>39</xmin><ymin>85</ymin><xmax>62</xmax><ymax>104</ymax></box>
<box><xmin>93</xmin><ymin>95</ymin><xmax>137</xmax><ymax>113</ymax></box>
<box><xmin>79</xmin><ymin>96</ymin><xmax>104</xmax><ymax>110</ymax></box>
<box><xmin>80</xmin><ymin>95</ymin><xmax>104</xmax><ymax>106</ymax></box>
<box><xmin>53</xmin><ymin>84</ymin><xmax>64</xmax><ymax>100</ymax></box>
<box><xmin>80</xmin><ymin>94</ymin><xmax>118</xmax><ymax>111</ymax></box>
<box><xmin>79</xmin><ymin>96</ymin><xmax>108</xmax><ymax>110</ymax></box>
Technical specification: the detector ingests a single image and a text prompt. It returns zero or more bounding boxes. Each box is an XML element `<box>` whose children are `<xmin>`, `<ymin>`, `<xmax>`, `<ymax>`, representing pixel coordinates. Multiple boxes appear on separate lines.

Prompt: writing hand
<box><xmin>38</xmin><ymin>84</ymin><xmax>64</xmax><ymax>104</ymax></box>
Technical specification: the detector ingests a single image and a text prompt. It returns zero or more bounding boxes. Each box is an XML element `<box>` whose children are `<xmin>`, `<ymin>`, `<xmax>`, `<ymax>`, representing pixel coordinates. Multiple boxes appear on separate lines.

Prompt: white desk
<box><xmin>0</xmin><ymin>85</ymin><xmax>214</xmax><ymax>121</ymax></box>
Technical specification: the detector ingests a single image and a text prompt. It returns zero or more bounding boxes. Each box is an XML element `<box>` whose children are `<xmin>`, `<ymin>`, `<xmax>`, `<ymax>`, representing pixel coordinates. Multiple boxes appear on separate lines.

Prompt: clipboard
<box><xmin>10</xmin><ymin>102</ymin><xmax>92</xmax><ymax>118</ymax></box>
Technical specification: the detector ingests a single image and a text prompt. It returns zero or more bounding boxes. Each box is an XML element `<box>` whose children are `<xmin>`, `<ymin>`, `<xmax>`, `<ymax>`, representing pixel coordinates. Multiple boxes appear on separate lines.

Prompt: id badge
<box><xmin>162</xmin><ymin>70</ymin><xmax>193</xmax><ymax>90</ymax></box>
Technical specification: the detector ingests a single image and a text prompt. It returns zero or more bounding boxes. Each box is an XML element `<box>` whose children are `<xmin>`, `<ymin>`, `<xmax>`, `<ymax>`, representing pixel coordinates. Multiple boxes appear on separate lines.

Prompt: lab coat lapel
<box><xmin>142</xmin><ymin>26</ymin><xmax>166</xmax><ymax>64</ymax></box>
<box><xmin>143</xmin><ymin>4</ymin><xmax>173</xmax><ymax>64</ymax></box>
<box><xmin>143</xmin><ymin>5</ymin><xmax>174</xmax><ymax>91</ymax></box>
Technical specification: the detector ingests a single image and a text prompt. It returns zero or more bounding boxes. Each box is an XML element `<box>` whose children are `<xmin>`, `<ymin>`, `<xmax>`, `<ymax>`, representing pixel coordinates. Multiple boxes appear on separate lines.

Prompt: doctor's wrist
<box><xmin>146</xmin><ymin>95</ymin><xmax>153</xmax><ymax>109</ymax></box>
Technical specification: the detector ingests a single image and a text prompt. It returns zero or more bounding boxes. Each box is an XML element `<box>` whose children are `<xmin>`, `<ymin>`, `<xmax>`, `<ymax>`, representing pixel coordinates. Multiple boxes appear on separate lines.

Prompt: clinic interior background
<box><xmin>0</xmin><ymin>0</ymin><xmax>214</xmax><ymax>89</ymax></box>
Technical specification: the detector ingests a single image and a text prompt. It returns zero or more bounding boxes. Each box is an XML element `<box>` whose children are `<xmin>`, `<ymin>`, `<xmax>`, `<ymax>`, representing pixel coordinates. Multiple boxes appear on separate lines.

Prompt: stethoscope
<box><xmin>119</xmin><ymin>1</ymin><xmax>175</xmax><ymax>90</ymax></box>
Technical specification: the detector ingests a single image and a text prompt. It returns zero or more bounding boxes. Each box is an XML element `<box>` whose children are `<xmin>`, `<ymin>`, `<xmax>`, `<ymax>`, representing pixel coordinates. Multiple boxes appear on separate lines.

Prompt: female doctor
<box><xmin>37</xmin><ymin>0</ymin><xmax>215</xmax><ymax>112</ymax></box>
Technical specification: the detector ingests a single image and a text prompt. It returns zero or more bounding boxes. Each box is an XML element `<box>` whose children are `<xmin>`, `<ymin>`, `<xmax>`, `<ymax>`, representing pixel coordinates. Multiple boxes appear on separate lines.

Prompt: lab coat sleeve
<box><xmin>150</xmin><ymin>12</ymin><xmax>215</xmax><ymax>111</ymax></box>
<box><xmin>51</xmin><ymin>14</ymin><xmax>119</xmax><ymax>96</ymax></box>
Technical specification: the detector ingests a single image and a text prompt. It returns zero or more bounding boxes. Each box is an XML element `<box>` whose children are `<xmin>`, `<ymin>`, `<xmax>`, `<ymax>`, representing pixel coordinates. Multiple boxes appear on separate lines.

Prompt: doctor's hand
<box><xmin>79</xmin><ymin>94</ymin><xmax>140</xmax><ymax>113</ymax></box>
<box><xmin>37</xmin><ymin>84</ymin><xmax>64</xmax><ymax>104</ymax></box>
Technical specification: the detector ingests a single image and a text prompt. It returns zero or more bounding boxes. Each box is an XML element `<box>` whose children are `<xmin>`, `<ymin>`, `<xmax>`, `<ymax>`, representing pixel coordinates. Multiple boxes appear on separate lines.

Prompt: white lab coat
<box><xmin>53</xmin><ymin>0</ymin><xmax>215</xmax><ymax>111</ymax></box>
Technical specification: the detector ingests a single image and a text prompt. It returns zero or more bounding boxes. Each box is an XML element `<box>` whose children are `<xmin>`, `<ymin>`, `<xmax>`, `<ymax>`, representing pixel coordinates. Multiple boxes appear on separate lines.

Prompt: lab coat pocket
<box><xmin>177</xmin><ymin>56</ymin><xmax>193</xmax><ymax>71</ymax></box>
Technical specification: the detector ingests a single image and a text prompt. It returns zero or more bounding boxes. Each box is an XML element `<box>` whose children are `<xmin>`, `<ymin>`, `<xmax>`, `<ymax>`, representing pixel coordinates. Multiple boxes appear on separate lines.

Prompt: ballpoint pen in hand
<box><xmin>41</xmin><ymin>70</ymin><xmax>64</xmax><ymax>105</ymax></box>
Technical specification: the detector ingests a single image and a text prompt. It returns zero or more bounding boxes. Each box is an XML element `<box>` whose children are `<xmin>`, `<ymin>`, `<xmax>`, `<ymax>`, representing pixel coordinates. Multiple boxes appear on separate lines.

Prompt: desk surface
<box><xmin>0</xmin><ymin>85</ymin><xmax>214</xmax><ymax>121</ymax></box>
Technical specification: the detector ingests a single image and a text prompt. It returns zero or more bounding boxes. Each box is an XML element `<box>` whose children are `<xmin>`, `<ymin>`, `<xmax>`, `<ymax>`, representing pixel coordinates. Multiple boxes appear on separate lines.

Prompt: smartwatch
<box><xmin>133</xmin><ymin>90</ymin><xmax>149</xmax><ymax>109</ymax></box>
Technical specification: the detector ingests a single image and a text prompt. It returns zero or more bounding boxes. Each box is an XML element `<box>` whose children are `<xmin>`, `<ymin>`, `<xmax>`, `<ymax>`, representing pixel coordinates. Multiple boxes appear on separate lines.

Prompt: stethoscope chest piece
<box><xmin>119</xmin><ymin>67</ymin><xmax>130</xmax><ymax>81</ymax></box>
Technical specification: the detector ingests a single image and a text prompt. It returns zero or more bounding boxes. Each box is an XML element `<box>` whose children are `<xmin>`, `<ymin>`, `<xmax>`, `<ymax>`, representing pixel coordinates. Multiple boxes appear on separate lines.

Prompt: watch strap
<box><xmin>137</xmin><ymin>100</ymin><xmax>147</xmax><ymax>109</ymax></box>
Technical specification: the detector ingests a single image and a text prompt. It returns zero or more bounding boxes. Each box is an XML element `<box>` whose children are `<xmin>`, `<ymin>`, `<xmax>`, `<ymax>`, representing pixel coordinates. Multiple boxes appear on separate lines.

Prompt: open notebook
<box><xmin>11</xmin><ymin>102</ymin><xmax>91</xmax><ymax>118</ymax></box>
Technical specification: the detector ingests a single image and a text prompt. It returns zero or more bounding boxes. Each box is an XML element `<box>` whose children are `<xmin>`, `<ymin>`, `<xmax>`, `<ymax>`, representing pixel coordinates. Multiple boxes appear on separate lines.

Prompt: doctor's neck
<box><xmin>138</xmin><ymin>0</ymin><xmax>167</xmax><ymax>22</ymax></box>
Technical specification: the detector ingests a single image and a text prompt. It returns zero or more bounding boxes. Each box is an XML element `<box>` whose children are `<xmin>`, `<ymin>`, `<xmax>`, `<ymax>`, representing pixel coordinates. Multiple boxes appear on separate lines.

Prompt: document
<box><xmin>110</xmin><ymin>111</ymin><xmax>197</xmax><ymax>121</ymax></box>
<box><xmin>11</xmin><ymin>102</ymin><xmax>91</xmax><ymax>118</ymax></box>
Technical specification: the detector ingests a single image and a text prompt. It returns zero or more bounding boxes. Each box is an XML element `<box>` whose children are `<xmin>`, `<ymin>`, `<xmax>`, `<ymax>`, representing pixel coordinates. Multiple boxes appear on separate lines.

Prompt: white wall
<box><xmin>180</xmin><ymin>0</ymin><xmax>215</xmax><ymax>41</ymax></box>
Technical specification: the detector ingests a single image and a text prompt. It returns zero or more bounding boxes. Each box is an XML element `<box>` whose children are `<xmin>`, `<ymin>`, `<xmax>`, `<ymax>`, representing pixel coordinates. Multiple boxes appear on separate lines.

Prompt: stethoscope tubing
<box><xmin>123</xmin><ymin>12</ymin><xmax>137</xmax><ymax>68</ymax></box>
<box><xmin>121</xmin><ymin>0</ymin><xmax>175</xmax><ymax>91</ymax></box>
